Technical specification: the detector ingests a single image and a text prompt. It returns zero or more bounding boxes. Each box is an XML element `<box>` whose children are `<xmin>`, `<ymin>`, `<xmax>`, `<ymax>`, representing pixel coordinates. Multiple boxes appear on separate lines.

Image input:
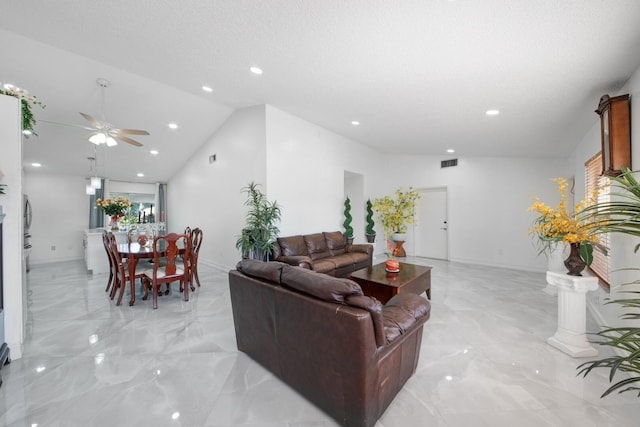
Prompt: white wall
<box><xmin>168</xmin><ymin>105</ymin><xmax>267</xmax><ymax>270</ymax></box>
<box><xmin>382</xmin><ymin>155</ymin><xmax>567</xmax><ymax>270</ymax></box>
<box><xmin>568</xmin><ymin>62</ymin><xmax>640</xmax><ymax>328</ymax></box>
<box><xmin>24</xmin><ymin>173</ymin><xmax>88</xmax><ymax>264</ymax></box>
<box><xmin>0</xmin><ymin>94</ymin><xmax>25</xmax><ymax>358</ymax></box>
<box><xmin>265</xmin><ymin>106</ymin><xmax>382</xmax><ymax>238</ymax></box>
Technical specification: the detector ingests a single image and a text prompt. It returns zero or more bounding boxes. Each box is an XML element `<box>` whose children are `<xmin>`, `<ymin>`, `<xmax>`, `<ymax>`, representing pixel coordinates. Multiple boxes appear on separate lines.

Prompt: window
<box><xmin>110</xmin><ymin>192</ymin><xmax>156</xmax><ymax>224</ymax></box>
<box><xmin>585</xmin><ymin>153</ymin><xmax>610</xmax><ymax>289</ymax></box>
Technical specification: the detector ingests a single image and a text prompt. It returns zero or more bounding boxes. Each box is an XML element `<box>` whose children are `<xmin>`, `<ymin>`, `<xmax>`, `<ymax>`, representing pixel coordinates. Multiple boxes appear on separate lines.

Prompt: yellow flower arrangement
<box><xmin>372</xmin><ymin>188</ymin><xmax>420</xmax><ymax>237</ymax></box>
<box><xmin>528</xmin><ymin>177</ymin><xmax>600</xmax><ymax>264</ymax></box>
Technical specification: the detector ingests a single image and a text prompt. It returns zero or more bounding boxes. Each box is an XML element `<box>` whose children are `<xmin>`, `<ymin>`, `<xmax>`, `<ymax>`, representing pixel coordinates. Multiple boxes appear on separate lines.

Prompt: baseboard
<box><xmin>200</xmin><ymin>259</ymin><xmax>235</xmax><ymax>272</ymax></box>
<box><xmin>448</xmin><ymin>256</ymin><xmax>545</xmax><ymax>273</ymax></box>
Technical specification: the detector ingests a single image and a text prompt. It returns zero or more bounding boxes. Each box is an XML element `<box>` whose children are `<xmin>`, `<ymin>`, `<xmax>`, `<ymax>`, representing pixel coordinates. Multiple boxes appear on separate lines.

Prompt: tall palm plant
<box><xmin>235</xmin><ymin>182</ymin><xmax>282</xmax><ymax>261</ymax></box>
<box><xmin>578</xmin><ymin>167</ymin><xmax>640</xmax><ymax>397</ymax></box>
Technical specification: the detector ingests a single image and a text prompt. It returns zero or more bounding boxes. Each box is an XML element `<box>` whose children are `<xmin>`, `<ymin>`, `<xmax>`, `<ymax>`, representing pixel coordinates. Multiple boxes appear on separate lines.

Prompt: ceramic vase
<box><xmin>564</xmin><ymin>242</ymin><xmax>586</xmax><ymax>276</ymax></box>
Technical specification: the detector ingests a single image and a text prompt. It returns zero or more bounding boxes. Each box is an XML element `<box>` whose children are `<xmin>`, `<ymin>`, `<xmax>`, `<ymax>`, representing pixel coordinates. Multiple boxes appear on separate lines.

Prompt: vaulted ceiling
<box><xmin>2</xmin><ymin>1</ymin><xmax>640</xmax><ymax>183</ymax></box>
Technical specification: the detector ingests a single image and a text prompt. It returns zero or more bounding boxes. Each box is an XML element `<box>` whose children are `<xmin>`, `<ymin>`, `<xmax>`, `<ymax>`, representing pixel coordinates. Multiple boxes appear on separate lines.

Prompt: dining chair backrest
<box><xmin>150</xmin><ymin>233</ymin><xmax>192</xmax><ymax>280</ymax></box>
<box><xmin>188</xmin><ymin>227</ymin><xmax>203</xmax><ymax>288</ymax></box>
<box><xmin>102</xmin><ymin>230</ymin><xmax>116</xmax><ymax>293</ymax></box>
<box><xmin>128</xmin><ymin>224</ymin><xmax>156</xmax><ymax>246</ymax></box>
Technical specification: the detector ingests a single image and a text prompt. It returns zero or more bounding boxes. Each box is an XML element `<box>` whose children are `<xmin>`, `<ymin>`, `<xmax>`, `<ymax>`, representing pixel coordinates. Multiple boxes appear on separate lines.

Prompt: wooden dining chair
<box><xmin>190</xmin><ymin>228</ymin><xmax>203</xmax><ymax>288</ymax></box>
<box><xmin>102</xmin><ymin>230</ymin><xmax>116</xmax><ymax>294</ymax></box>
<box><xmin>142</xmin><ymin>233</ymin><xmax>192</xmax><ymax>309</ymax></box>
<box><xmin>107</xmin><ymin>233</ymin><xmax>146</xmax><ymax>306</ymax></box>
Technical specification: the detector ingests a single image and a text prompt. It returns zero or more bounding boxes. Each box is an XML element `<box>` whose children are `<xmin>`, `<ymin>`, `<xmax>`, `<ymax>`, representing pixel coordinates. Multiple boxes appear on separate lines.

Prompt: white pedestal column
<box><xmin>546</xmin><ymin>271</ymin><xmax>598</xmax><ymax>357</ymax></box>
<box><xmin>543</xmin><ymin>244</ymin><xmax>566</xmax><ymax>296</ymax></box>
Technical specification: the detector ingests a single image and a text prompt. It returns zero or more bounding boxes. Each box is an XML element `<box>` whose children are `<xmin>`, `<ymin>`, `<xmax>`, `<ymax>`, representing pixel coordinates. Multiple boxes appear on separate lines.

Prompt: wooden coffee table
<box><xmin>349</xmin><ymin>262</ymin><xmax>432</xmax><ymax>304</ymax></box>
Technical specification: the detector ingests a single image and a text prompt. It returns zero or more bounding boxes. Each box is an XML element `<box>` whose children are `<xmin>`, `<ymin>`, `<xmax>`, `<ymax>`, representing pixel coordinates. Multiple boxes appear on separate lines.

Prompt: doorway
<box><xmin>415</xmin><ymin>187</ymin><xmax>448</xmax><ymax>260</ymax></box>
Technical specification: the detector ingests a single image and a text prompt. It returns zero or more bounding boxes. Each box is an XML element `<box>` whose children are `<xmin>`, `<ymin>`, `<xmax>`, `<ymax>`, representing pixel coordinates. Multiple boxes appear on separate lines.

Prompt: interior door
<box><xmin>414</xmin><ymin>188</ymin><xmax>448</xmax><ymax>260</ymax></box>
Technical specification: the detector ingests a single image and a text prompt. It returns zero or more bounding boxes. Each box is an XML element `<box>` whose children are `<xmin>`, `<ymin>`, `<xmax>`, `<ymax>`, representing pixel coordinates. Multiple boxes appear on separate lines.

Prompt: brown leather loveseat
<box><xmin>272</xmin><ymin>231</ymin><xmax>373</xmax><ymax>277</ymax></box>
<box><xmin>229</xmin><ymin>259</ymin><xmax>431</xmax><ymax>427</ymax></box>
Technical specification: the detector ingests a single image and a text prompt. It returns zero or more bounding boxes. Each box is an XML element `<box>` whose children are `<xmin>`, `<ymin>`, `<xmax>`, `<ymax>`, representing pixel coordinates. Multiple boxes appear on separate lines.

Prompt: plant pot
<box><xmin>366</xmin><ymin>233</ymin><xmax>376</xmax><ymax>243</ymax></box>
<box><xmin>564</xmin><ymin>243</ymin><xmax>586</xmax><ymax>276</ymax></box>
<box><xmin>392</xmin><ymin>232</ymin><xmax>407</xmax><ymax>242</ymax></box>
<box><xmin>346</xmin><ymin>236</ymin><xmax>354</xmax><ymax>245</ymax></box>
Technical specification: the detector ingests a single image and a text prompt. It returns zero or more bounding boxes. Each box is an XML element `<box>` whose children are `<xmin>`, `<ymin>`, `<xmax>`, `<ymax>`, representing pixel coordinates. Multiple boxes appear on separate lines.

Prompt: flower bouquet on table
<box><xmin>96</xmin><ymin>196</ymin><xmax>131</xmax><ymax>231</ymax></box>
<box><xmin>528</xmin><ymin>177</ymin><xmax>603</xmax><ymax>275</ymax></box>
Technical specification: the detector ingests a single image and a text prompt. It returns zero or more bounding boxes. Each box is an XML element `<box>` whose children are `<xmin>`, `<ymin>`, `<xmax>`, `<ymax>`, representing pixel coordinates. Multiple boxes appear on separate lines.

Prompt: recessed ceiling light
<box><xmin>351</xmin><ymin>121</ymin><xmax>360</xmax><ymax>126</ymax></box>
<box><xmin>137</xmin><ymin>173</ymin><xmax>144</xmax><ymax>177</ymax></box>
<box><xmin>447</xmin><ymin>149</ymin><xmax>455</xmax><ymax>153</ymax></box>
<box><xmin>31</xmin><ymin>162</ymin><xmax>42</xmax><ymax>167</ymax></box>
<box><xmin>168</xmin><ymin>123</ymin><xmax>178</xmax><ymax>129</ymax></box>
<box><xmin>202</xmin><ymin>85</ymin><xmax>213</xmax><ymax>92</ymax></box>
<box><xmin>150</xmin><ymin>150</ymin><xmax>159</xmax><ymax>155</ymax></box>
<box><xmin>485</xmin><ymin>109</ymin><xmax>500</xmax><ymax>116</ymax></box>
<box><xmin>250</xmin><ymin>66</ymin><xmax>263</xmax><ymax>75</ymax></box>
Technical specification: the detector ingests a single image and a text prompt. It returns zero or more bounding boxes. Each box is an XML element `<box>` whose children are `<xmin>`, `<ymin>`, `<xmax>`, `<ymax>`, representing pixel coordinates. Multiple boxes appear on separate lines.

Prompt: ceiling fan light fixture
<box><xmin>89</xmin><ymin>133</ymin><xmax>106</xmax><ymax>144</ymax></box>
<box><xmin>106</xmin><ymin>136</ymin><xmax>118</xmax><ymax>147</ymax></box>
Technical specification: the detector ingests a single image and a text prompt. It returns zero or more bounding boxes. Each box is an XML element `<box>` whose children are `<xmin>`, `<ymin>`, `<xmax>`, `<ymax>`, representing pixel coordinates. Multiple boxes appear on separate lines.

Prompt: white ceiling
<box><xmin>2</xmin><ymin>0</ymin><xmax>640</xmax><ymax>183</ymax></box>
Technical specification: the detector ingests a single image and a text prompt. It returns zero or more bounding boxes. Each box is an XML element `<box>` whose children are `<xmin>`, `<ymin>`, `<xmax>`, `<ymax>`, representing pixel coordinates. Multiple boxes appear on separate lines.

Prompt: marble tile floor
<box><xmin>0</xmin><ymin>257</ymin><xmax>639</xmax><ymax>427</ymax></box>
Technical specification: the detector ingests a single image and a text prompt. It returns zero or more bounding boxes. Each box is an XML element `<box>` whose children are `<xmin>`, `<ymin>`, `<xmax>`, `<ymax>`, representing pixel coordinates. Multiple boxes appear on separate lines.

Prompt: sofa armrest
<box><xmin>348</xmin><ymin>243</ymin><xmax>373</xmax><ymax>256</ymax></box>
<box><xmin>382</xmin><ymin>293</ymin><xmax>431</xmax><ymax>344</ymax></box>
<box><xmin>345</xmin><ymin>295</ymin><xmax>385</xmax><ymax>346</ymax></box>
<box><xmin>275</xmin><ymin>255</ymin><xmax>312</xmax><ymax>269</ymax></box>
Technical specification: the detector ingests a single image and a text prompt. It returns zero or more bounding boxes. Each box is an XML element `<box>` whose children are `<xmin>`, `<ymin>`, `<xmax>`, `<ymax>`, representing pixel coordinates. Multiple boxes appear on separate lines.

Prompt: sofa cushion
<box><xmin>311</xmin><ymin>259</ymin><xmax>337</xmax><ymax>275</ymax></box>
<box><xmin>304</xmin><ymin>233</ymin><xmax>331</xmax><ymax>260</ymax></box>
<box><xmin>329</xmin><ymin>253</ymin><xmax>355</xmax><ymax>269</ymax></box>
<box><xmin>281</xmin><ymin>266</ymin><xmax>363</xmax><ymax>303</ymax></box>
<box><xmin>383</xmin><ymin>294</ymin><xmax>431</xmax><ymax>344</ymax></box>
<box><xmin>277</xmin><ymin>235</ymin><xmax>308</xmax><ymax>257</ymax></box>
<box><xmin>236</xmin><ymin>259</ymin><xmax>287</xmax><ymax>284</ymax></box>
<box><xmin>324</xmin><ymin>231</ymin><xmax>347</xmax><ymax>256</ymax></box>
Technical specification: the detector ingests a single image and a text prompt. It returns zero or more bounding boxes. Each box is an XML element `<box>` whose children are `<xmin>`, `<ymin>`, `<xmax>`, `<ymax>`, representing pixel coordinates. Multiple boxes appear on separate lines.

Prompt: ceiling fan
<box><xmin>44</xmin><ymin>78</ymin><xmax>149</xmax><ymax>147</ymax></box>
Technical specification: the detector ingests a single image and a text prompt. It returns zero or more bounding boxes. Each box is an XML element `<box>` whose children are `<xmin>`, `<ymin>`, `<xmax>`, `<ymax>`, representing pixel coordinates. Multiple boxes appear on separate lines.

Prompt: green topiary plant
<box><xmin>365</xmin><ymin>199</ymin><xmax>376</xmax><ymax>242</ymax></box>
<box><xmin>343</xmin><ymin>197</ymin><xmax>354</xmax><ymax>242</ymax></box>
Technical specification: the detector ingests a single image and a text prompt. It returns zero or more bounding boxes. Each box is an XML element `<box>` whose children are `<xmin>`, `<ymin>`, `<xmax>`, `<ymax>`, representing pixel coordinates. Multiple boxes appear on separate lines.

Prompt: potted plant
<box><xmin>343</xmin><ymin>197</ymin><xmax>354</xmax><ymax>245</ymax></box>
<box><xmin>235</xmin><ymin>182</ymin><xmax>282</xmax><ymax>261</ymax></box>
<box><xmin>575</xmin><ymin>167</ymin><xmax>640</xmax><ymax>397</ymax></box>
<box><xmin>365</xmin><ymin>199</ymin><xmax>376</xmax><ymax>243</ymax></box>
<box><xmin>96</xmin><ymin>196</ymin><xmax>131</xmax><ymax>231</ymax></box>
<box><xmin>528</xmin><ymin>177</ymin><xmax>602</xmax><ymax>275</ymax></box>
<box><xmin>372</xmin><ymin>188</ymin><xmax>420</xmax><ymax>241</ymax></box>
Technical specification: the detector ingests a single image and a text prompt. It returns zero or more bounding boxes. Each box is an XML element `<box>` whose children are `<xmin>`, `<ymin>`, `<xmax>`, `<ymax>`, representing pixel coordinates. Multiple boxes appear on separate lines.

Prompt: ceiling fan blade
<box><xmin>40</xmin><ymin>119</ymin><xmax>95</xmax><ymax>131</ymax></box>
<box><xmin>112</xmin><ymin>128</ymin><xmax>150</xmax><ymax>136</ymax></box>
<box><xmin>79</xmin><ymin>112</ymin><xmax>101</xmax><ymax>129</ymax></box>
<box><xmin>116</xmin><ymin>134</ymin><xmax>144</xmax><ymax>147</ymax></box>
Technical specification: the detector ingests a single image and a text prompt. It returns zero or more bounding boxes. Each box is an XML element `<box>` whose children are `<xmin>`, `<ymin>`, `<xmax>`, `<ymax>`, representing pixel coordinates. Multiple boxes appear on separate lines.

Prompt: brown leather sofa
<box><xmin>229</xmin><ymin>259</ymin><xmax>431</xmax><ymax>427</ymax></box>
<box><xmin>272</xmin><ymin>231</ymin><xmax>373</xmax><ymax>277</ymax></box>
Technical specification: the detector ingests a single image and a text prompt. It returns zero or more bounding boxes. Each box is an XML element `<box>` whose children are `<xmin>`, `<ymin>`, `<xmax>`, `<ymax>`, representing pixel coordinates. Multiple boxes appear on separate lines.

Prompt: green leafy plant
<box><xmin>0</xmin><ymin>184</ymin><xmax>5</xmax><ymax>195</ymax></box>
<box><xmin>0</xmin><ymin>82</ymin><xmax>45</xmax><ymax>135</ymax></box>
<box><xmin>235</xmin><ymin>182</ymin><xmax>282</xmax><ymax>261</ymax></box>
<box><xmin>343</xmin><ymin>197</ymin><xmax>353</xmax><ymax>239</ymax></box>
<box><xmin>366</xmin><ymin>199</ymin><xmax>375</xmax><ymax>236</ymax></box>
<box><xmin>577</xmin><ymin>167</ymin><xmax>640</xmax><ymax>397</ymax></box>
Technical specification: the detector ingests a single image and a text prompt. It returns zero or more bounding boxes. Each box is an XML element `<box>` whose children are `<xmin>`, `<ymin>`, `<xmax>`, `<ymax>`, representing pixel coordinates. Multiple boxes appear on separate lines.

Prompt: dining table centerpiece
<box><xmin>96</xmin><ymin>196</ymin><xmax>131</xmax><ymax>231</ymax></box>
<box><xmin>528</xmin><ymin>177</ymin><xmax>601</xmax><ymax>276</ymax></box>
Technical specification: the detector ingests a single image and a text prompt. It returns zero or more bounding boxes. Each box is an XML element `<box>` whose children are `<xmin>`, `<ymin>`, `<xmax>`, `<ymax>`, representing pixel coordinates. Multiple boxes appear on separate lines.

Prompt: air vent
<box><xmin>441</xmin><ymin>159</ymin><xmax>458</xmax><ymax>168</ymax></box>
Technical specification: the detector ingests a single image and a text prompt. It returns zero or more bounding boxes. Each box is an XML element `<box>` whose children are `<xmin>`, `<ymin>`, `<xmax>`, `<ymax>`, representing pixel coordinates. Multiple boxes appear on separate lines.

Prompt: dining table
<box><xmin>117</xmin><ymin>242</ymin><xmax>154</xmax><ymax>306</ymax></box>
<box><xmin>118</xmin><ymin>239</ymin><xmax>188</xmax><ymax>306</ymax></box>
